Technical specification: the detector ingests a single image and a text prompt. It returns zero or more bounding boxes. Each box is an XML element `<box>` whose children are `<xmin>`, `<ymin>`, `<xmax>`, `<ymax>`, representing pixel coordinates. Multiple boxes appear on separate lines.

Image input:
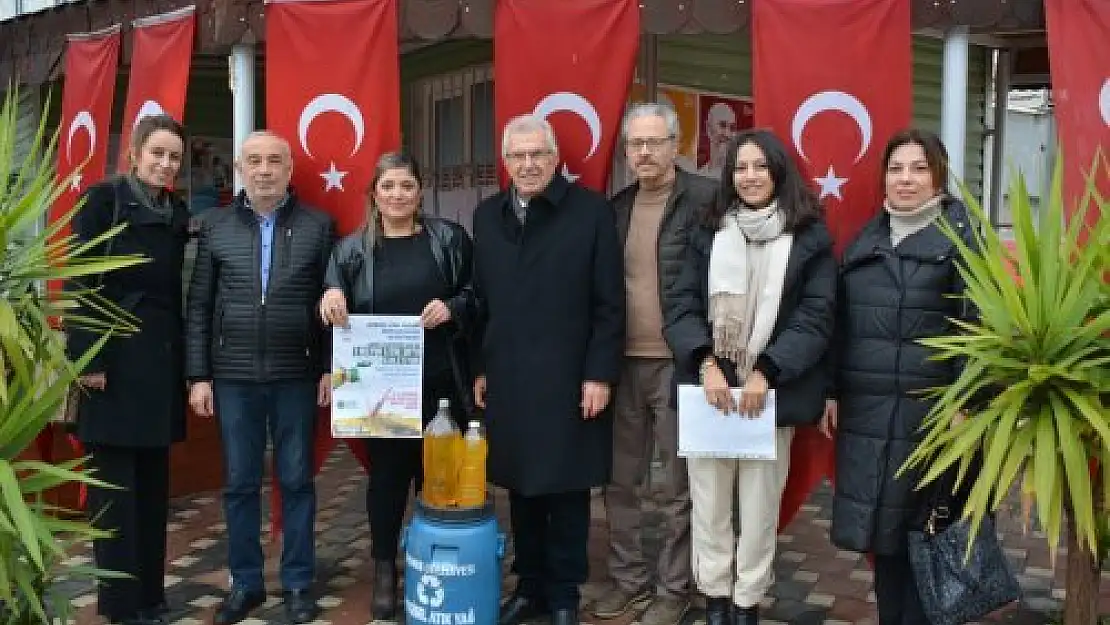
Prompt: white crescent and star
<box><xmin>532</xmin><ymin>92</ymin><xmax>602</xmax><ymax>183</ymax></box>
<box><xmin>133</xmin><ymin>99</ymin><xmax>166</xmax><ymax>129</ymax></box>
<box><xmin>298</xmin><ymin>93</ymin><xmax>366</xmax><ymax>192</ymax></box>
<box><xmin>65</xmin><ymin>110</ymin><xmax>97</xmax><ymax>191</ymax></box>
<box><xmin>1098</xmin><ymin>78</ymin><xmax>1110</xmax><ymax>127</ymax></box>
<box><xmin>791</xmin><ymin>90</ymin><xmax>874</xmax><ymax>201</ymax></box>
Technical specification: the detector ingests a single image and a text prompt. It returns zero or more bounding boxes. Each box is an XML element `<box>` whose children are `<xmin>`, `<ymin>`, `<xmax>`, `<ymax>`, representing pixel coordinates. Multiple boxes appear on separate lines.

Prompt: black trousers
<box><xmin>365</xmin><ymin>373</ymin><xmax>461</xmax><ymax>561</ymax></box>
<box><xmin>85</xmin><ymin>444</ymin><xmax>170</xmax><ymax>620</ymax></box>
<box><xmin>874</xmin><ymin>551</ymin><xmax>927</xmax><ymax>625</ymax></box>
<box><xmin>509</xmin><ymin>490</ymin><xmax>591</xmax><ymax>610</ymax></box>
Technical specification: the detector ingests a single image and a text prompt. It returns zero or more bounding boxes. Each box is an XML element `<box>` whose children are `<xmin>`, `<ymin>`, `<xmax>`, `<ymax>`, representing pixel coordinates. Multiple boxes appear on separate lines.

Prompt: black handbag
<box><xmin>907</xmin><ymin>472</ymin><xmax>1021</xmax><ymax>625</ymax></box>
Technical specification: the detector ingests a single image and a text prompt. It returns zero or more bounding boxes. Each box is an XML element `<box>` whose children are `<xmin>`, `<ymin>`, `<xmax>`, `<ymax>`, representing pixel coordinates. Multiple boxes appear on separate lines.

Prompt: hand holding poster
<box><xmin>332</xmin><ymin>315</ymin><xmax>424</xmax><ymax>438</ymax></box>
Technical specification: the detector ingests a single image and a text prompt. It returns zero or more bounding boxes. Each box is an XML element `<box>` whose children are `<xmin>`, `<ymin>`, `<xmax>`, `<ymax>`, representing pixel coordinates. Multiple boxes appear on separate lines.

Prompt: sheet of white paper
<box><xmin>677</xmin><ymin>385</ymin><xmax>777</xmax><ymax>459</ymax></box>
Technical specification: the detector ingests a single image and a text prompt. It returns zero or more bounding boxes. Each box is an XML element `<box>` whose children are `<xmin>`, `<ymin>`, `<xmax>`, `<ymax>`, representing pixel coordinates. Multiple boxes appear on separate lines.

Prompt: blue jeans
<box><xmin>214</xmin><ymin>380</ymin><xmax>317</xmax><ymax>592</ymax></box>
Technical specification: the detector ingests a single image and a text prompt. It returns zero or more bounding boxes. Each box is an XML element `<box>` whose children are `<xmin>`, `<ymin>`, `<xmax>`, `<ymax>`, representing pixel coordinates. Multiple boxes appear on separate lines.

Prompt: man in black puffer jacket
<box><xmin>185</xmin><ymin>131</ymin><xmax>335</xmax><ymax>625</ymax></box>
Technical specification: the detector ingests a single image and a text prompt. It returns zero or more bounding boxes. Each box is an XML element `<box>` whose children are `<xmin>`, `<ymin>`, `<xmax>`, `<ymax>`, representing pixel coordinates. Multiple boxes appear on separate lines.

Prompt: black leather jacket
<box><xmin>324</xmin><ymin>216</ymin><xmax>477</xmax><ymax>415</ymax></box>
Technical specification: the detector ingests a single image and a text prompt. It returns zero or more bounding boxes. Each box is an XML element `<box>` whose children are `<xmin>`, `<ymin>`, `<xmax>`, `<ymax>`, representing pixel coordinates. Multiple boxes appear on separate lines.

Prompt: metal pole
<box><xmin>941</xmin><ymin>27</ymin><xmax>970</xmax><ymax>184</ymax></box>
<box><xmin>988</xmin><ymin>48</ymin><xmax>1011</xmax><ymax>225</ymax></box>
<box><xmin>643</xmin><ymin>34</ymin><xmax>659</xmax><ymax>103</ymax></box>
<box><xmin>229</xmin><ymin>43</ymin><xmax>256</xmax><ymax>193</ymax></box>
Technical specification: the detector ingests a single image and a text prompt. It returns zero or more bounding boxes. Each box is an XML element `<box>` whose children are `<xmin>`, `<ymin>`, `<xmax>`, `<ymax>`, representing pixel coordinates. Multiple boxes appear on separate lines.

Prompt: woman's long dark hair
<box><xmin>706</xmin><ymin>128</ymin><xmax>823</xmax><ymax>232</ymax></box>
<box><xmin>364</xmin><ymin>151</ymin><xmax>424</xmax><ymax>248</ymax></box>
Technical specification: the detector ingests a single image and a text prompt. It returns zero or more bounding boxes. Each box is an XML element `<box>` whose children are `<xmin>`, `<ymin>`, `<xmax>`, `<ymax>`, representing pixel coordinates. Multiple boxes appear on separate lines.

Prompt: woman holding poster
<box><xmin>663</xmin><ymin>129</ymin><xmax>835</xmax><ymax>625</ymax></box>
<box><xmin>318</xmin><ymin>152</ymin><xmax>475</xmax><ymax>621</ymax></box>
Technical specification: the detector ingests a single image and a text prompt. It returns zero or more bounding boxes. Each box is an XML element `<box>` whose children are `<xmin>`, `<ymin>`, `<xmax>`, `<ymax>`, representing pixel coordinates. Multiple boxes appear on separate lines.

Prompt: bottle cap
<box><xmin>438</xmin><ymin>398</ymin><xmax>450</xmax><ymax>409</ymax></box>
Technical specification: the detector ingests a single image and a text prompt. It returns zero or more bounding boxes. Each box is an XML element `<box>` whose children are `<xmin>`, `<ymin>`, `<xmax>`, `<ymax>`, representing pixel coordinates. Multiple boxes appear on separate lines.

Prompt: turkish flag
<box><xmin>115</xmin><ymin>6</ymin><xmax>194</xmax><ymax>173</ymax></box>
<box><xmin>752</xmin><ymin>0</ymin><xmax>912</xmax><ymax>530</ymax></box>
<box><xmin>266</xmin><ymin>0</ymin><xmax>401</xmax><ymax>237</ymax></box>
<box><xmin>51</xmin><ymin>26</ymin><xmax>121</xmax><ymax>236</ymax></box>
<box><xmin>494</xmin><ymin>0</ymin><xmax>639</xmax><ymax>193</ymax></box>
<box><xmin>1045</xmin><ymin>0</ymin><xmax>1110</xmax><ymax>225</ymax></box>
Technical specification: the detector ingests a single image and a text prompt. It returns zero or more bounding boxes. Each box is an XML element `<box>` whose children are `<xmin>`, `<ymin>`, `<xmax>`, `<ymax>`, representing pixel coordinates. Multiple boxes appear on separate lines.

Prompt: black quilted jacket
<box><xmin>185</xmin><ymin>190</ymin><xmax>335</xmax><ymax>382</ymax></box>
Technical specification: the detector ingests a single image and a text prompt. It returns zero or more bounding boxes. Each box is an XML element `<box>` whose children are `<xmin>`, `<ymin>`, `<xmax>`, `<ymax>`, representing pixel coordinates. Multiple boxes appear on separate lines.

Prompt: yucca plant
<box><xmin>0</xmin><ymin>85</ymin><xmax>146</xmax><ymax>624</ymax></box>
<box><xmin>903</xmin><ymin>156</ymin><xmax>1110</xmax><ymax>625</ymax></box>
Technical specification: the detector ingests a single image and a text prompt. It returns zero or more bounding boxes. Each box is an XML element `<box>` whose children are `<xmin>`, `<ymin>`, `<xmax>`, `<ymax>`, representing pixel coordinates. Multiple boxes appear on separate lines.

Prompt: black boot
<box><xmin>372</xmin><ymin>559</ymin><xmax>398</xmax><ymax>620</ymax></box>
<box><xmin>732</xmin><ymin>604</ymin><xmax>758</xmax><ymax>625</ymax></box>
<box><xmin>706</xmin><ymin>597</ymin><xmax>731</xmax><ymax>625</ymax></box>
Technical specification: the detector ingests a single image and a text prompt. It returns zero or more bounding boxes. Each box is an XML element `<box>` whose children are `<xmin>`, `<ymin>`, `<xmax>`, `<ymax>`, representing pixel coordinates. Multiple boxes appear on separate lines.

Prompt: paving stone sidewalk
<box><xmin>58</xmin><ymin>448</ymin><xmax>1108</xmax><ymax>625</ymax></box>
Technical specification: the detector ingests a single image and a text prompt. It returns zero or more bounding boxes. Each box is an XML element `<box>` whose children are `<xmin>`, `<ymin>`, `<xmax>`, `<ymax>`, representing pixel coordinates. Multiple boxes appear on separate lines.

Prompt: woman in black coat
<box><xmin>66</xmin><ymin>114</ymin><xmax>190</xmax><ymax>625</ymax></box>
<box><xmin>822</xmin><ymin>129</ymin><xmax>977</xmax><ymax>625</ymax></box>
<box><xmin>318</xmin><ymin>152</ymin><xmax>475</xmax><ymax>621</ymax></box>
<box><xmin>664</xmin><ymin>129</ymin><xmax>836</xmax><ymax>625</ymax></box>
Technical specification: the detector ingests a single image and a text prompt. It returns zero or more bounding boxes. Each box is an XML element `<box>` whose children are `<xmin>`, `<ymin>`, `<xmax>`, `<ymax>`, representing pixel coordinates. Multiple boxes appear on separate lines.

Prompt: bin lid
<box><xmin>415</xmin><ymin>495</ymin><xmax>495</xmax><ymax>522</ymax></box>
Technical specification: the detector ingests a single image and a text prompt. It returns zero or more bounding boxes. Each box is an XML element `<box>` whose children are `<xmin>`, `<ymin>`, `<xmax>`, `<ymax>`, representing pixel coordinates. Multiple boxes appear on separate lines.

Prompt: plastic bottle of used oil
<box><xmin>422</xmin><ymin>398</ymin><xmax>461</xmax><ymax>507</ymax></box>
<box><xmin>456</xmin><ymin>420</ymin><xmax>488</xmax><ymax>507</ymax></box>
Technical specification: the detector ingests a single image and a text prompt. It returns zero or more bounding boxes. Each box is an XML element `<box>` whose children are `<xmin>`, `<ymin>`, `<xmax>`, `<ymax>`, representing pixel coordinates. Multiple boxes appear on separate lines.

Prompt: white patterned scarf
<box><xmin>708</xmin><ymin>201</ymin><xmax>794</xmax><ymax>379</ymax></box>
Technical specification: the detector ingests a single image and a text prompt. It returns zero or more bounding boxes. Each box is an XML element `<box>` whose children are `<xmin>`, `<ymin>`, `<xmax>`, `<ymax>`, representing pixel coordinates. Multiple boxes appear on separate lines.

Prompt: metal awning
<box><xmin>0</xmin><ymin>0</ymin><xmax>1047</xmax><ymax>87</ymax></box>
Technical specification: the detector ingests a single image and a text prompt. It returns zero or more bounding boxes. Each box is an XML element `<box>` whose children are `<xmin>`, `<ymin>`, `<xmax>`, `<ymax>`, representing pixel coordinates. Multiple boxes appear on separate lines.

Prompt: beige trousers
<box><xmin>687</xmin><ymin>427</ymin><xmax>794</xmax><ymax>607</ymax></box>
<box><xmin>604</xmin><ymin>358</ymin><xmax>691</xmax><ymax>598</ymax></box>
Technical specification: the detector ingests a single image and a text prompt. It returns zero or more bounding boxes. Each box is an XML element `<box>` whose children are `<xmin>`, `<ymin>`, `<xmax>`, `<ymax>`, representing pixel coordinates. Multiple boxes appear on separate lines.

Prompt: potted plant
<box><xmin>0</xmin><ymin>86</ymin><xmax>145</xmax><ymax>624</ymax></box>
<box><xmin>904</xmin><ymin>158</ymin><xmax>1110</xmax><ymax>625</ymax></box>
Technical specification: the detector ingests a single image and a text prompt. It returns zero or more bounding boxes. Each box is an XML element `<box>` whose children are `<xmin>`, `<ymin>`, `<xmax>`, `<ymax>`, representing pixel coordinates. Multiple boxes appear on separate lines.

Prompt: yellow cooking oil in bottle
<box><xmin>456</xmin><ymin>420</ymin><xmax>488</xmax><ymax>507</ymax></box>
<box><xmin>422</xmin><ymin>398</ymin><xmax>461</xmax><ymax>507</ymax></box>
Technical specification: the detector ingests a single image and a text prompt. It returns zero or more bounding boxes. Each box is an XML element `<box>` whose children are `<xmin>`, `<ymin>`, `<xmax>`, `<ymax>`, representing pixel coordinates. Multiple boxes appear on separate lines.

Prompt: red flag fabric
<box><xmin>266</xmin><ymin>0</ymin><xmax>401</xmax><ymax>237</ymax></box>
<box><xmin>752</xmin><ymin>0</ymin><xmax>912</xmax><ymax>530</ymax></box>
<box><xmin>494</xmin><ymin>0</ymin><xmax>639</xmax><ymax>193</ymax></box>
<box><xmin>51</xmin><ymin>26</ymin><xmax>121</xmax><ymax>241</ymax></box>
<box><xmin>115</xmin><ymin>6</ymin><xmax>195</xmax><ymax>173</ymax></box>
<box><xmin>1045</xmin><ymin>0</ymin><xmax>1110</xmax><ymax>224</ymax></box>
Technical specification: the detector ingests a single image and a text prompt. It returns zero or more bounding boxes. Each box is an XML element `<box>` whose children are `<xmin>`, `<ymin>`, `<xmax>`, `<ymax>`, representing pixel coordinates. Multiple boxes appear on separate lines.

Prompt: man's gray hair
<box><xmin>622</xmin><ymin>102</ymin><xmax>680</xmax><ymax>140</ymax></box>
<box><xmin>239</xmin><ymin>130</ymin><xmax>291</xmax><ymax>159</ymax></box>
<box><xmin>501</xmin><ymin>115</ymin><xmax>558</xmax><ymax>158</ymax></box>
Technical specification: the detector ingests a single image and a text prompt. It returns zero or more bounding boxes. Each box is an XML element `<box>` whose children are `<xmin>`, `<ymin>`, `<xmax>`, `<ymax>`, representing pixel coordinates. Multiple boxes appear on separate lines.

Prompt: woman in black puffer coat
<box><xmin>822</xmin><ymin>128</ymin><xmax>978</xmax><ymax>625</ymax></box>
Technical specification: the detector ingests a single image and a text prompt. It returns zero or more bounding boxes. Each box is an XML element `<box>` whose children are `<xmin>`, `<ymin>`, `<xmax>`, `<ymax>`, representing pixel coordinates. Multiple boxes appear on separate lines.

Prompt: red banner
<box><xmin>1045</xmin><ymin>0</ymin><xmax>1110</xmax><ymax>224</ymax></box>
<box><xmin>266</xmin><ymin>0</ymin><xmax>401</xmax><ymax>237</ymax></box>
<box><xmin>51</xmin><ymin>26</ymin><xmax>121</xmax><ymax>234</ymax></box>
<box><xmin>494</xmin><ymin>0</ymin><xmax>639</xmax><ymax>193</ymax></box>
<box><xmin>752</xmin><ymin>0</ymin><xmax>912</xmax><ymax>530</ymax></box>
<box><xmin>115</xmin><ymin>6</ymin><xmax>195</xmax><ymax>173</ymax></box>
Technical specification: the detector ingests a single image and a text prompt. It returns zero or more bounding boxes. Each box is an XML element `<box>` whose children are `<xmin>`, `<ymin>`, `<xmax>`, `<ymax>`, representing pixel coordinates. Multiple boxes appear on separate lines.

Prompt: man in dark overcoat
<box><xmin>471</xmin><ymin>115</ymin><xmax>625</xmax><ymax>625</ymax></box>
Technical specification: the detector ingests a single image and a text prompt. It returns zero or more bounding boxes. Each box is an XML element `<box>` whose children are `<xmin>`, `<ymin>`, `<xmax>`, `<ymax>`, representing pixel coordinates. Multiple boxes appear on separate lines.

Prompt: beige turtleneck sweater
<box><xmin>886</xmin><ymin>195</ymin><xmax>944</xmax><ymax>246</ymax></box>
<box><xmin>624</xmin><ymin>176</ymin><xmax>675</xmax><ymax>358</ymax></box>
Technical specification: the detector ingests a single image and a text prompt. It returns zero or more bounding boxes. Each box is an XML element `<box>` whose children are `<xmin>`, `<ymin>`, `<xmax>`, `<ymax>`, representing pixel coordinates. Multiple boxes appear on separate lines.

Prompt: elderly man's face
<box><xmin>237</xmin><ymin>134</ymin><xmax>292</xmax><ymax>206</ymax></box>
<box><xmin>503</xmin><ymin>130</ymin><xmax>558</xmax><ymax>198</ymax></box>
<box><xmin>710</xmin><ymin>110</ymin><xmax>737</xmax><ymax>145</ymax></box>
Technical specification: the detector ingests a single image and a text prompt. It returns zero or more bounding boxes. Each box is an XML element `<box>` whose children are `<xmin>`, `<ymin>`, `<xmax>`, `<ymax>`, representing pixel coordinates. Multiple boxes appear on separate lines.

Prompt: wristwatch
<box><xmin>698</xmin><ymin>356</ymin><xmax>716</xmax><ymax>382</ymax></box>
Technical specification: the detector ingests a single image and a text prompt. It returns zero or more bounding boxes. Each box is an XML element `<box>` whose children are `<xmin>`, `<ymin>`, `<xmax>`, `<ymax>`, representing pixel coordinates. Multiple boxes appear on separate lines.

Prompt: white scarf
<box><xmin>708</xmin><ymin>201</ymin><xmax>794</xmax><ymax>379</ymax></box>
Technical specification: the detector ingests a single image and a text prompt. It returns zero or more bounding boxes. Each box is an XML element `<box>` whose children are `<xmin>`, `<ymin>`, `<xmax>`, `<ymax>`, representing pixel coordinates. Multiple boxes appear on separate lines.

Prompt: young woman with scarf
<box><xmin>66</xmin><ymin>114</ymin><xmax>191</xmax><ymax>625</ymax></box>
<box><xmin>664</xmin><ymin>129</ymin><xmax>836</xmax><ymax>625</ymax></box>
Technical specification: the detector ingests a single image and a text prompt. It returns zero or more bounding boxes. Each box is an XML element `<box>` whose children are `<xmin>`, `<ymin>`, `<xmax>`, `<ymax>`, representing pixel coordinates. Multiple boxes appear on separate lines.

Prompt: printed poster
<box><xmin>331</xmin><ymin>314</ymin><xmax>424</xmax><ymax>438</ymax></box>
<box><xmin>695</xmin><ymin>93</ymin><xmax>754</xmax><ymax>179</ymax></box>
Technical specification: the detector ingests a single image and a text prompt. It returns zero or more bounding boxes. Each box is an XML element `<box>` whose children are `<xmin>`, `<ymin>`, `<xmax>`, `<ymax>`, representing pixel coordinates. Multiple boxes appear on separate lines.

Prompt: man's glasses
<box><xmin>626</xmin><ymin>136</ymin><xmax>675</xmax><ymax>151</ymax></box>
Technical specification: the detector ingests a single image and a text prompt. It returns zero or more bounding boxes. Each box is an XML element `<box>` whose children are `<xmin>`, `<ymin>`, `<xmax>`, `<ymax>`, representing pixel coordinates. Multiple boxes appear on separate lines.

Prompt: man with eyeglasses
<box><xmin>589</xmin><ymin>102</ymin><xmax>716</xmax><ymax>625</ymax></box>
<box><xmin>470</xmin><ymin>115</ymin><xmax>625</xmax><ymax>625</ymax></box>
